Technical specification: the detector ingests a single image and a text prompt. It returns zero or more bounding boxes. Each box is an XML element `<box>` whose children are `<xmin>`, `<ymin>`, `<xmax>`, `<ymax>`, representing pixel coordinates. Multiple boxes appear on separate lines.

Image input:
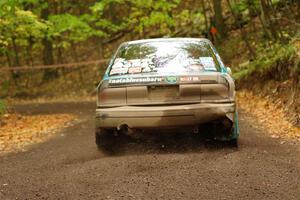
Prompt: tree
<box><xmin>259</xmin><ymin>0</ymin><xmax>276</xmax><ymax>40</ymax></box>
<box><xmin>226</xmin><ymin>0</ymin><xmax>256</xmax><ymax>59</ymax></box>
<box><xmin>40</xmin><ymin>3</ymin><xmax>57</xmax><ymax>80</ymax></box>
<box><xmin>212</xmin><ymin>0</ymin><xmax>227</xmax><ymax>39</ymax></box>
<box><xmin>0</xmin><ymin>0</ymin><xmax>48</xmax><ymax>81</ymax></box>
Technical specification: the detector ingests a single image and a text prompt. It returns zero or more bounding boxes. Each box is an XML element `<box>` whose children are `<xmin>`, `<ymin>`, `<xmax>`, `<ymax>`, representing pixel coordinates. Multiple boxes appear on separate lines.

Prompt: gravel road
<box><xmin>0</xmin><ymin>102</ymin><xmax>299</xmax><ymax>200</ymax></box>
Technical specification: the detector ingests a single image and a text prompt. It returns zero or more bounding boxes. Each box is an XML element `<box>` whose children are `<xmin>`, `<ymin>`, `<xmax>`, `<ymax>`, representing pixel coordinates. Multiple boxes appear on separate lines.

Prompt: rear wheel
<box><xmin>200</xmin><ymin>116</ymin><xmax>239</xmax><ymax>147</ymax></box>
<box><xmin>95</xmin><ymin>128</ymin><xmax>130</xmax><ymax>154</ymax></box>
<box><xmin>95</xmin><ymin>128</ymin><xmax>116</xmax><ymax>153</ymax></box>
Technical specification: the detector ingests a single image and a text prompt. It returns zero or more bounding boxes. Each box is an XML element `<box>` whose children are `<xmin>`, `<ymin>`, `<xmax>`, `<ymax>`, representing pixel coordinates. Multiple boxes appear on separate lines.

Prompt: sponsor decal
<box><xmin>165</xmin><ymin>76</ymin><xmax>178</xmax><ymax>84</ymax></box>
<box><xmin>199</xmin><ymin>57</ymin><xmax>216</xmax><ymax>71</ymax></box>
<box><xmin>109</xmin><ymin>77</ymin><xmax>163</xmax><ymax>84</ymax></box>
<box><xmin>129</xmin><ymin>59</ymin><xmax>142</xmax><ymax>67</ymax></box>
<box><xmin>180</xmin><ymin>76</ymin><xmax>200</xmax><ymax>82</ymax></box>
<box><xmin>128</xmin><ymin>67</ymin><xmax>142</xmax><ymax>74</ymax></box>
<box><xmin>142</xmin><ymin>66</ymin><xmax>152</xmax><ymax>72</ymax></box>
<box><xmin>187</xmin><ymin>64</ymin><xmax>204</xmax><ymax>72</ymax></box>
<box><xmin>110</xmin><ymin>67</ymin><xmax>128</xmax><ymax>75</ymax></box>
<box><xmin>111</xmin><ymin>62</ymin><xmax>124</xmax><ymax>69</ymax></box>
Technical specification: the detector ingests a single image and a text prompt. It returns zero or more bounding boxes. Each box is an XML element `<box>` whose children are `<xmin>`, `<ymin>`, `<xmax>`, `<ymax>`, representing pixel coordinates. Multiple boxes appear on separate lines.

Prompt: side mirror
<box><xmin>226</xmin><ymin>67</ymin><xmax>232</xmax><ymax>75</ymax></box>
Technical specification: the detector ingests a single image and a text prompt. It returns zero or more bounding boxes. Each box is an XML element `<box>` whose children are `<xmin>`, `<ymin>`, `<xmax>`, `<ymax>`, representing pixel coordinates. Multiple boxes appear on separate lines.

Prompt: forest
<box><xmin>0</xmin><ymin>0</ymin><xmax>299</xmax><ymax>121</ymax></box>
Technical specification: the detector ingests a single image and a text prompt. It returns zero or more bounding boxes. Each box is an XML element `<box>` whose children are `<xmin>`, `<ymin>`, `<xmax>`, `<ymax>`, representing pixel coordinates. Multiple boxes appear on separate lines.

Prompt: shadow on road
<box><xmin>98</xmin><ymin>131</ymin><xmax>239</xmax><ymax>156</ymax></box>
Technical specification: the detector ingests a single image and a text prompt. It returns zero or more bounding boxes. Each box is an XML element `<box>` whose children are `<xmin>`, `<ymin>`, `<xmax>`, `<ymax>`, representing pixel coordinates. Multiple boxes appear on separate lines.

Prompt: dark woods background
<box><xmin>0</xmin><ymin>0</ymin><xmax>299</xmax><ymax>99</ymax></box>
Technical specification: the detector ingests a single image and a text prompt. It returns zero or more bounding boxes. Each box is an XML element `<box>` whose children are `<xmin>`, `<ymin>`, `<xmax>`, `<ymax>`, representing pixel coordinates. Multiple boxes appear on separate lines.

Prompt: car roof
<box><xmin>124</xmin><ymin>38</ymin><xmax>212</xmax><ymax>45</ymax></box>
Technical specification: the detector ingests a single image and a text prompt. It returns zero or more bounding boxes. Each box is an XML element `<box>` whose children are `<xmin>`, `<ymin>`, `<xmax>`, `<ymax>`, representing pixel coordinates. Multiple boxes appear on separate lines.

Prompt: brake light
<box><xmin>98</xmin><ymin>88</ymin><xmax>126</xmax><ymax>106</ymax></box>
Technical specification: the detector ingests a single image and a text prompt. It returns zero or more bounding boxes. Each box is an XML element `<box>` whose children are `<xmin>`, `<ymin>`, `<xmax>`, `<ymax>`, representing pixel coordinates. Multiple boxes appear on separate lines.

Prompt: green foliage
<box><xmin>233</xmin><ymin>42</ymin><xmax>297</xmax><ymax>81</ymax></box>
<box><xmin>174</xmin><ymin>9</ymin><xmax>206</xmax><ymax>36</ymax></box>
<box><xmin>48</xmin><ymin>14</ymin><xmax>105</xmax><ymax>48</ymax></box>
<box><xmin>0</xmin><ymin>0</ymin><xmax>298</xmax><ymax>76</ymax></box>
<box><xmin>88</xmin><ymin>0</ymin><xmax>182</xmax><ymax>37</ymax></box>
<box><xmin>126</xmin><ymin>0</ymin><xmax>181</xmax><ymax>36</ymax></box>
<box><xmin>91</xmin><ymin>0</ymin><xmax>124</xmax><ymax>15</ymax></box>
<box><xmin>231</xmin><ymin>0</ymin><xmax>249</xmax><ymax>14</ymax></box>
<box><xmin>89</xmin><ymin>0</ymin><xmax>128</xmax><ymax>34</ymax></box>
<box><xmin>0</xmin><ymin>2</ymin><xmax>48</xmax><ymax>55</ymax></box>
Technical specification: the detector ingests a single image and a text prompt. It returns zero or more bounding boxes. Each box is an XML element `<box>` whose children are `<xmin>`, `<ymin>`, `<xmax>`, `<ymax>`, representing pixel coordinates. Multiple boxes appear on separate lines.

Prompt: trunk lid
<box><xmin>99</xmin><ymin>73</ymin><xmax>232</xmax><ymax>107</ymax></box>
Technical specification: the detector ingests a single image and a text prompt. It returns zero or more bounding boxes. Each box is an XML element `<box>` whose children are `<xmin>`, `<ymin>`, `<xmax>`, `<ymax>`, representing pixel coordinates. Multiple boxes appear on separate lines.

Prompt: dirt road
<box><xmin>0</xmin><ymin>102</ymin><xmax>300</xmax><ymax>200</ymax></box>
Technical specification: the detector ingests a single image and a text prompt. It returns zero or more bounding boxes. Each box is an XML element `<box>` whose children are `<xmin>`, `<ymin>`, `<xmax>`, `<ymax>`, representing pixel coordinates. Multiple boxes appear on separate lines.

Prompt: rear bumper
<box><xmin>95</xmin><ymin>102</ymin><xmax>236</xmax><ymax>129</ymax></box>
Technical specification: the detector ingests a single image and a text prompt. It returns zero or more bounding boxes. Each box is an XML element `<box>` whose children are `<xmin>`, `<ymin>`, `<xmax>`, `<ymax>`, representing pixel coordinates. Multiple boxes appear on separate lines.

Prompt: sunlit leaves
<box><xmin>91</xmin><ymin>0</ymin><xmax>124</xmax><ymax>15</ymax></box>
<box><xmin>48</xmin><ymin>14</ymin><xmax>105</xmax><ymax>45</ymax></box>
<box><xmin>124</xmin><ymin>0</ymin><xmax>181</xmax><ymax>35</ymax></box>
<box><xmin>0</xmin><ymin>5</ymin><xmax>48</xmax><ymax>54</ymax></box>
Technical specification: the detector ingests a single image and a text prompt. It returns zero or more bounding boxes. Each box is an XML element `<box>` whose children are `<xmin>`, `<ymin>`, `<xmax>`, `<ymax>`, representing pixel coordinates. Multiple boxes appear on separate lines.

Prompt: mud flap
<box><xmin>232</xmin><ymin>109</ymin><xmax>240</xmax><ymax>139</ymax></box>
<box><xmin>214</xmin><ymin>109</ymin><xmax>239</xmax><ymax>141</ymax></box>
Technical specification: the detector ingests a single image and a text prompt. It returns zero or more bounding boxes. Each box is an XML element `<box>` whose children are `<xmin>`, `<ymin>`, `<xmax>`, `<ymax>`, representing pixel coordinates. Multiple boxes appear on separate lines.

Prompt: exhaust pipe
<box><xmin>117</xmin><ymin>124</ymin><xmax>134</xmax><ymax>135</ymax></box>
<box><xmin>117</xmin><ymin>124</ymin><xmax>128</xmax><ymax>131</ymax></box>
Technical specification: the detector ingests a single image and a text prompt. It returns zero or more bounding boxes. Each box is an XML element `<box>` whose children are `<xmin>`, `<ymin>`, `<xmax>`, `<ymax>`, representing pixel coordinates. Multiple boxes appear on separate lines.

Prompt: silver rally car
<box><xmin>96</xmin><ymin>38</ymin><xmax>239</xmax><ymax>149</ymax></box>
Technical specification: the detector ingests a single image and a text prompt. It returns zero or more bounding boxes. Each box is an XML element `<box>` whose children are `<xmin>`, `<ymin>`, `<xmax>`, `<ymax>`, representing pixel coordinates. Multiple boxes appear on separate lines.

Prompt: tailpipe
<box><xmin>117</xmin><ymin>124</ymin><xmax>133</xmax><ymax>135</ymax></box>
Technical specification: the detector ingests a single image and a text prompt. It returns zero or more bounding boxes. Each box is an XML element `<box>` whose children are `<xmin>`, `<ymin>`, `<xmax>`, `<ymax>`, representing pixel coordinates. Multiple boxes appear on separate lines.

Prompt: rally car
<box><xmin>95</xmin><ymin>38</ymin><xmax>239</xmax><ymax>150</ymax></box>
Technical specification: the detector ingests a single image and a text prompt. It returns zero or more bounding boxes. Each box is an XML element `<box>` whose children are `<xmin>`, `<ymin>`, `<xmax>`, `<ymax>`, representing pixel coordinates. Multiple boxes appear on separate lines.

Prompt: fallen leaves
<box><xmin>0</xmin><ymin>113</ymin><xmax>76</xmax><ymax>155</ymax></box>
<box><xmin>237</xmin><ymin>90</ymin><xmax>300</xmax><ymax>141</ymax></box>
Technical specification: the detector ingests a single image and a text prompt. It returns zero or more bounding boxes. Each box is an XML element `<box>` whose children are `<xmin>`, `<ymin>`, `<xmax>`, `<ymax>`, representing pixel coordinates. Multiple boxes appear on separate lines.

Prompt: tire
<box><xmin>95</xmin><ymin>128</ymin><xmax>130</xmax><ymax>154</ymax></box>
<box><xmin>95</xmin><ymin>128</ymin><xmax>116</xmax><ymax>153</ymax></box>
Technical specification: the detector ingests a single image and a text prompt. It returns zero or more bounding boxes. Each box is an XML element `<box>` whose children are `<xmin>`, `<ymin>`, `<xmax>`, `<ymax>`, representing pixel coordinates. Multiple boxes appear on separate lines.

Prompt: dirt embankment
<box><xmin>237</xmin><ymin>90</ymin><xmax>300</xmax><ymax>142</ymax></box>
<box><xmin>237</xmin><ymin>39</ymin><xmax>300</xmax><ymax>129</ymax></box>
<box><xmin>238</xmin><ymin>79</ymin><xmax>300</xmax><ymax>127</ymax></box>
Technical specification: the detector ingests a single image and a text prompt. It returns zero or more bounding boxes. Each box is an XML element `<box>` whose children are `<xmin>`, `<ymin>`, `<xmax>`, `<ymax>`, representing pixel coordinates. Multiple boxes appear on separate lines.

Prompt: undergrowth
<box><xmin>0</xmin><ymin>100</ymin><xmax>6</xmax><ymax>116</ymax></box>
<box><xmin>233</xmin><ymin>38</ymin><xmax>299</xmax><ymax>82</ymax></box>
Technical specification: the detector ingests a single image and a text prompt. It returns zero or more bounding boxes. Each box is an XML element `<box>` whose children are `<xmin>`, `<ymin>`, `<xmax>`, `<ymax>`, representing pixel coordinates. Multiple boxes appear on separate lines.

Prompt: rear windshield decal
<box><xmin>199</xmin><ymin>57</ymin><xmax>216</xmax><ymax>71</ymax></box>
<box><xmin>111</xmin><ymin>60</ymin><xmax>124</xmax><ymax>69</ymax></box>
<box><xmin>110</xmin><ymin>68</ymin><xmax>128</xmax><ymax>75</ymax></box>
<box><xmin>128</xmin><ymin>67</ymin><xmax>142</xmax><ymax>74</ymax></box>
<box><xmin>109</xmin><ymin>41</ymin><xmax>222</xmax><ymax>76</ymax></box>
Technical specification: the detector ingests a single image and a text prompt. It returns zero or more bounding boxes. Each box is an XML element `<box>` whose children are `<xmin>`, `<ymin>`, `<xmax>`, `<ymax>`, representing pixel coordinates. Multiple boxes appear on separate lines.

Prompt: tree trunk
<box><xmin>259</xmin><ymin>0</ymin><xmax>278</xmax><ymax>41</ymax></box>
<box><xmin>5</xmin><ymin>51</ymin><xmax>12</xmax><ymax>67</ymax></box>
<box><xmin>212</xmin><ymin>0</ymin><xmax>227</xmax><ymax>39</ymax></box>
<box><xmin>298</xmin><ymin>2</ymin><xmax>300</xmax><ymax>21</ymax></box>
<box><xmin>11</xmin><ymin>36</ymin><xmax>20</xmax><ymax>81</ymax></box>
<box><xmin>226</xmin><ymin>0</ymin><xmax>256</xmax><ymax>59</ymax></box>
<box><xmin>11</xmin><ymin>36</ymin><xmax>20</xmax><ymax>66</ymax></box>
<box><xmin>200</xmin><ymin>0</ymin><xmax>210</xmax><ymax>39</ymax></box>
<box><xmin>41</xmin><ymin>4</ymin><xmax>57</xmax><ymax>81</ymax></box>
<box><xmin>248</xmin><ymin>1</ymin><xmax>272</xmax><ymax>41</ymax></box>
<box><xmin>246</xmin><ymin>0</ymin><xmax>258</xmax><ymax>34</ymax></box>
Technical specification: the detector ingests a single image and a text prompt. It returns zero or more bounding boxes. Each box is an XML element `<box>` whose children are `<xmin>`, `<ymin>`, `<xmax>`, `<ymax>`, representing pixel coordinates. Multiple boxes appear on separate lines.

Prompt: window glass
<box><xmin>109</xmin><ymin>40</ymin><xmax>221</xmax><ymax>76</ymax></box>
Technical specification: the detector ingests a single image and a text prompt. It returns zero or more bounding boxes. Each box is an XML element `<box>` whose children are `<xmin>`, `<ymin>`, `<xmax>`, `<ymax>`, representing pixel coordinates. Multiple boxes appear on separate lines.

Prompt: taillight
<box><xmin>98</xmin><ymin>88</ymin><xmax>126</xmax><ymax>107</ymax></box>
<box><xmin>201</xmin><ymin>84</ymin><xmax>229</xmax><ymax>100</ymax></box>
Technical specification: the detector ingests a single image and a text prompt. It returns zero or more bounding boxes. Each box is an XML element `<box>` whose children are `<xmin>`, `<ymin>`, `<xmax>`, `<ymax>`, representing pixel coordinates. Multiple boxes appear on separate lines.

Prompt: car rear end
<box><xmin>96</xmin><ymin>38</ymin><xmax>239</xmax><ymax>146</ymax></box>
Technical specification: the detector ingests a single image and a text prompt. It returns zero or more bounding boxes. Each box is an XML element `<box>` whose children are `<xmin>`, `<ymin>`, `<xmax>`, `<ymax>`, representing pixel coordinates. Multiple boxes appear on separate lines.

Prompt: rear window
<box><xmin>109</xmin><ymin>40</ymin><xmax>221</xmax><ymax>76</ymax></box>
